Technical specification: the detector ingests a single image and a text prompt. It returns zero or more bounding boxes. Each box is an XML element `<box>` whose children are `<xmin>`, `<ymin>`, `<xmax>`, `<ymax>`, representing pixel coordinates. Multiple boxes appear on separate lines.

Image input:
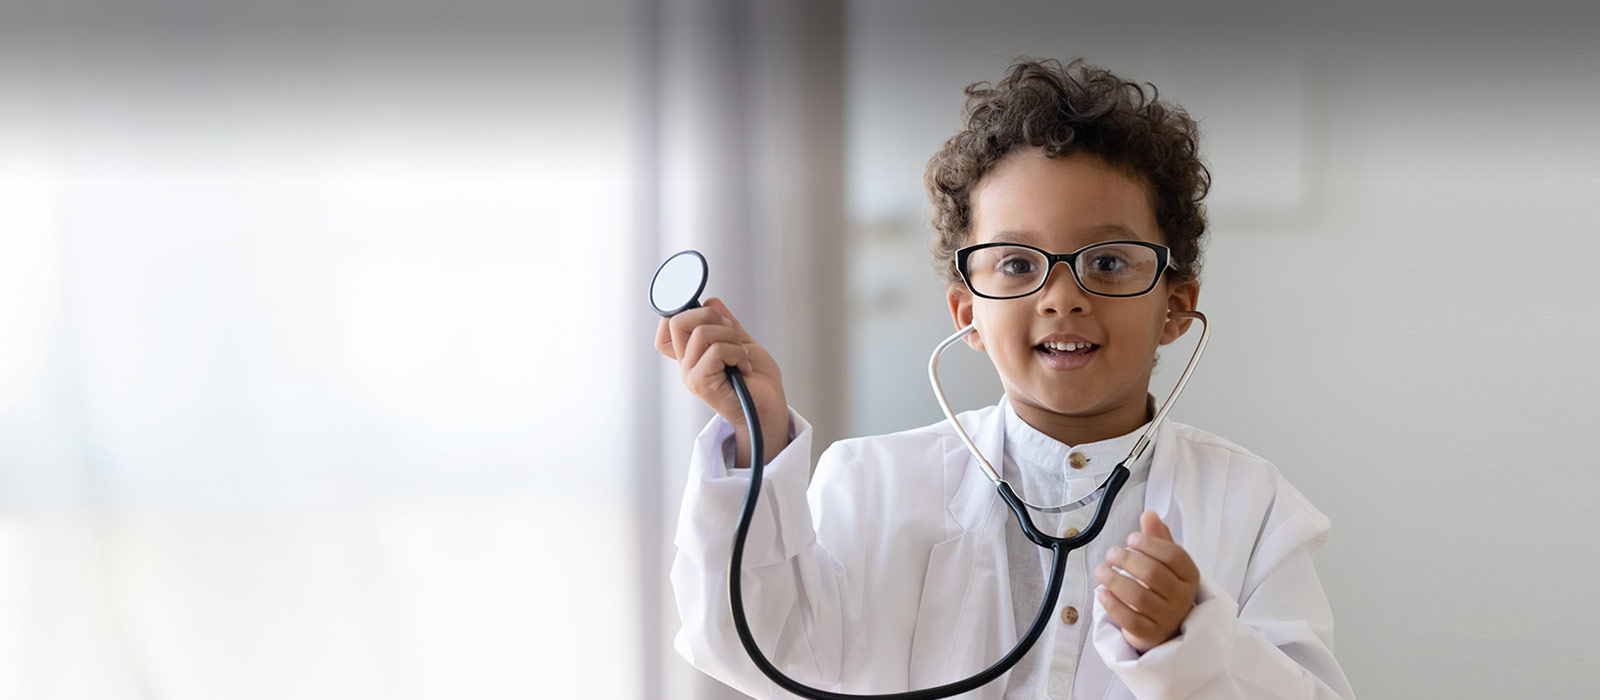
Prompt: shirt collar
<box><xmin>1001</xmin><ymin>393</ymin><xmax>1157</xmax><ymax>478</ymax></box>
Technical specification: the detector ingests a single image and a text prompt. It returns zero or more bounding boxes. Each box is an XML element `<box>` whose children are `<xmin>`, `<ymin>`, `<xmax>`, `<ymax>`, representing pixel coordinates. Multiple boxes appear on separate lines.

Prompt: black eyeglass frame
<box><xmin>956</xmin><ymin>240</ymin><xmax>1176</xmax><ymax>300</ymax></box>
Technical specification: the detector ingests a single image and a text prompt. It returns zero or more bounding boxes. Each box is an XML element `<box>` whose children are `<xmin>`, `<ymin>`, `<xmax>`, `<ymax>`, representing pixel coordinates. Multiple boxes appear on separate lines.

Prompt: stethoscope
<box><xmin>651</xmin><ymin>249</ymin><xmax>1210</xmax><ymax>700</ymax></box>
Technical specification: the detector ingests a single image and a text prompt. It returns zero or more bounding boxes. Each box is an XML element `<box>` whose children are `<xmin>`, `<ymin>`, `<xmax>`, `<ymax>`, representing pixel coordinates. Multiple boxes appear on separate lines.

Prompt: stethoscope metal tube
<box><xmin>930</xmin><ymin>311</ymin><xmax>1210</xmax><ymax>514</ymax></box>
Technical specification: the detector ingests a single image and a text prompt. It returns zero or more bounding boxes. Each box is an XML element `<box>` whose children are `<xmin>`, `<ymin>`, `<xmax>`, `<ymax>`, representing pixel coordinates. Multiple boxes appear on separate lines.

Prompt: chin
<box><xmin>1019</xmin><ymin>389</ymin><xmax>1104</xmax><ymax>416</ymax></box>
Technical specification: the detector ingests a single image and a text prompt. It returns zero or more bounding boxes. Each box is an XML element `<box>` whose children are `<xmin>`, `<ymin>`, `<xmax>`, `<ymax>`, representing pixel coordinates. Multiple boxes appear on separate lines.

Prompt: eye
<box><xmin>1088</xmin><ymin>253</ymin><xmax>1130</xmax><ymax>273</ymax></box>
<box><xmin>997</xmin><ymin>256</ymin><xmax>1037</xmax><ymax>277</ymax></box>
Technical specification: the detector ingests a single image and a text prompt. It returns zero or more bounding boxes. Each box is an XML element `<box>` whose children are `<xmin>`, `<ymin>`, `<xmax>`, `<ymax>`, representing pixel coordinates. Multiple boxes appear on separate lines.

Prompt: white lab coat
<box><xmin>672</xmin><ymin>397</ymin><xmax>1356</xmax><ymax>699</ymax></box>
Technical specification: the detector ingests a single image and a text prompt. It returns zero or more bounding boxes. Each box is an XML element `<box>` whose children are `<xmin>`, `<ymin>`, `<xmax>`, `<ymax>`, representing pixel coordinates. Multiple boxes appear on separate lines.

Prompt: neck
<box><xmin>1009</xmin><ymin>392</ymin><xmax>1152</xmax><ymax>447</ymax></box>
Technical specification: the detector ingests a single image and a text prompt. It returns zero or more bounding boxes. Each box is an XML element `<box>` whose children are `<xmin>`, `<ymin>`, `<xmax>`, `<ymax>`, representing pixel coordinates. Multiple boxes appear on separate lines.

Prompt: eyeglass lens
<box><xmin>965</xmin><ymin>243</ymin><xmax>1161</xmax><ymax>298</ymax></box>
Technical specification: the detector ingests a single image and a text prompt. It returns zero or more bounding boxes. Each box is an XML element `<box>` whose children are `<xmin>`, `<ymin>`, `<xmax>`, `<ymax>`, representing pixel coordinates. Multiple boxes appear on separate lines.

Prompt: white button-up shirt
<box><xmin>1001</xmin><ymin>396</ymin><xmax>1154</xmax><ymax>699</ymax></box>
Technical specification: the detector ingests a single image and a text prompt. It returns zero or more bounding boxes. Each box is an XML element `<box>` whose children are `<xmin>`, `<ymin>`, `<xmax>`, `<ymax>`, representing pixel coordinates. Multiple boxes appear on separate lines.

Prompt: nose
<box><xmin>1035</xmin><ymin>260</ymin><xmax>1092</xmax><ymax>316</ymax></box>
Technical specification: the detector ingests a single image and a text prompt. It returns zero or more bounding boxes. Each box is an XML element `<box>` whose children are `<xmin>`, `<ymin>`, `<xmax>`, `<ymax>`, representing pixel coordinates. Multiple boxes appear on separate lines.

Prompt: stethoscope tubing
<box><xmin>723</xmin><ymin>365</ymin><xmax>1132</xmax><ymax>700</ymax></box>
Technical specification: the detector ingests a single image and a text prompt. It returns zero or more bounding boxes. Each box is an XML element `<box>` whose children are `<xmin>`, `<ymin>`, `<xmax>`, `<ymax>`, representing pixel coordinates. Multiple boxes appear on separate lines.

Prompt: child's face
<box><xmin>947</xmin><ymin>148</ymin><xmax>1200</xmax><ymax>431</ymax></box>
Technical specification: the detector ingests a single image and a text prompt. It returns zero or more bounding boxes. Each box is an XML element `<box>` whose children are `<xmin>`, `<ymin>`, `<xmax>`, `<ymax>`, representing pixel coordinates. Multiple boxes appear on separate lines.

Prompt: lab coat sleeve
<box><xmin>1090</xmin><ymin>489</ymin><xmax>1357</xmax><ymax>699</ymax></box>
<box><xmin>669</xmin><ymin>408</ymin><xmax>850</xmax><ymax>699</ymax></box>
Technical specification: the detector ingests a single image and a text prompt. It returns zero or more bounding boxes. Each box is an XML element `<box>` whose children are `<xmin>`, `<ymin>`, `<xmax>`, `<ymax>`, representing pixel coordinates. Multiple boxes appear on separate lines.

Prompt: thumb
<box><xmin>1140</xmin><ymin>511</ymin><xmax>1173</xmax><ymax>542</ymax></box>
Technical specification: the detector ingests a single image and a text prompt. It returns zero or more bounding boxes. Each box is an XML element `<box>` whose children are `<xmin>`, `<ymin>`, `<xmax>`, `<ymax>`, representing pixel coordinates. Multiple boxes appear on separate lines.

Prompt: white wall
<box><xmin>845</xmin><ymin>5</ymin><xmax>1598</xmax><ymax>698</ymax></box>
<box><xmin>0</xmin><ymin>4</ymin><xmax>648</xmax><ymax>698</ymax></box>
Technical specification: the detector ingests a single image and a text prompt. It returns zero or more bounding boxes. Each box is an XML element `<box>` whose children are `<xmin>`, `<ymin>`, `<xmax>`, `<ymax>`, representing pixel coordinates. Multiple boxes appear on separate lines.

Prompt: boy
<box><xmin>655</xmin><ymin>58</ymin><xmax>1355</xmax><ymax>699</ymax></box>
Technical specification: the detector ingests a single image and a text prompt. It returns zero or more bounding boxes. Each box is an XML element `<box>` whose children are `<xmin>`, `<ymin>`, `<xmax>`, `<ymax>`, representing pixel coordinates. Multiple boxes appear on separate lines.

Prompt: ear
<box><xmin>946</xmin><ymin>287</ymin><xmax>985</xmax><ymax>351</ymax></box>
<box><xmin>1159</xmin><ymin>278</ymin><xmax>1201</xmax><ymax>346</ymax></box>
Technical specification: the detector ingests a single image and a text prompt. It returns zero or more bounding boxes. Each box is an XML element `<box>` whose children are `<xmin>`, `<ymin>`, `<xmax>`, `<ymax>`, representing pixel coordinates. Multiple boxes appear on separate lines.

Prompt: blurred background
<box><xmin>0</xmin><ymin>1</ymin><xmax>1595</xmax><ymax>699</ymax></box>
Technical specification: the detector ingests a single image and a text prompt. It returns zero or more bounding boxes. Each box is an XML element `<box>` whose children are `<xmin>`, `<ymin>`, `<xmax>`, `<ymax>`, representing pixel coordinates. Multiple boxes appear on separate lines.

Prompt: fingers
<box><xmin>1104</xmin><ymin>545</ymin><xmax>1182</xmax><ymax>604</ymax></box>
<box><xmin>660</xmin><ymin>297</ymin><xmax>751</xmax><ymax>359</ymax></box>
<box><xmin>664</xmin><ymin>306</ymin><xmax>731</xmax><ymax>361</ymax></box>
<box><xmin>688</xmin><ymin>339</ymin><xmax>753</xmax><ymax>390</ymax></box>
<box><xmin>654</xmin><ymin>297</ymin><xmax>751</xmax><ymax>357</ymax></box>
<box><xmin>1096</xmin><ymin>585</ymin><xmax>1159</xmax><ymax>641</ymax></box>
<box><xmin>703</xmin><ymin>297</ymin><xmax>754</xmax><ymax>343</ymax></box>
<box><xmin>681</xmin><ymin>323</ymin><xmax>753</xmax><ymax>379</ymax></box>
<box><xmin>1141</xmin><ymin>510</ymin><xmax>1173</xmax><ymax>541</ymax></box>
<box><xmin>654</xmin><ymin>318</ymin><xmax>675</xmax><ymax>359</ymax></box>
<box><xmin>1098</xmin><ymin>512</ymin><xmax>1199</xmax><ymax>653</ymax></box>
<box><xmin>1126</xmin><ymin>526</ymin><xmax>1200</xmax><ymax>584</ymax></box>
<box><xmin>1094</xmin><ymin>561</ymin><xmax>1170</xmax><ymax>615</ymax></box>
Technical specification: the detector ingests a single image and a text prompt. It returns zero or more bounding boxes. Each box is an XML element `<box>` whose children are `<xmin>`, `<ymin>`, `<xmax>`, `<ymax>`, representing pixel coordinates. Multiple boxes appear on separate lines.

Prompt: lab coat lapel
<box><xmin>1143</xmin><ymin>417</ymin><xmax>1221</xmax><ymax>572</ymax></box>
<box><xmin>1144</xmin><ymin>416</ymin><xmax>1178</xmax><ymax>528</ymax></box>
<box><xmin>1145</xmin><ymin>415</ymin><xmax>1196</xmax><ymax>552</ymax></box>
<box><xmin>907</xmin><ymin>397</ymin><xmax>1013</xmax><ymax>698</ymax></box>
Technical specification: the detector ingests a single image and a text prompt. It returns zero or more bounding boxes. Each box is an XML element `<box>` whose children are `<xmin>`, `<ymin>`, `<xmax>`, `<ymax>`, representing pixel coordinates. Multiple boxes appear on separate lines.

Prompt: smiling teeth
<box><xmin>1043</xmin><ymin>341</ymin><xmax>1095</xmax><ymax>352</ymax></box>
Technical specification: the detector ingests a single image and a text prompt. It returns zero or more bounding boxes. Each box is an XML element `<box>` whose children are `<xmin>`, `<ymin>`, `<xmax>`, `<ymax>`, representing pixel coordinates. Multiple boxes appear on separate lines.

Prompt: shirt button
<box><xmin>1062</xmin><ymin>527</ymin><xmax>1081</xmax><ymax>538</ymax></box>
<box><xmin>1060</xmin><ymin>606</ymin><xmax>1080</xmax><ymax>625</ymax></box>
<box><xmin>1068</xmin><ymin>452</ymin><xmax>1089</xmax><ymax>469</ymax></box>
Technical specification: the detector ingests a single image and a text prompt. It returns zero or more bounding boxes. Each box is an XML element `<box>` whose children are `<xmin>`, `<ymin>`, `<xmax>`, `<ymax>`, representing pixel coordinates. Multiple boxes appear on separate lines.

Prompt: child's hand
<box><xmin>1093</xmin><ymin>511</ymin><xmax>1201</xmax><ymax>654</ymax></box>
<box><xmin>655</xmin><ymin>297</ymin><xmax>790</xmax><ymax>468</ymax></box>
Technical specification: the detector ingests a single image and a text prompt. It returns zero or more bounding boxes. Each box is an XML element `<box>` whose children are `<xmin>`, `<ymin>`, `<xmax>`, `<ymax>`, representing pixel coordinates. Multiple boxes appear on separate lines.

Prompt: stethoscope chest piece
<box><xmin>650</xmin><ymin>250</ymin><xmax>709</xmax><ymax>317</ymax></box>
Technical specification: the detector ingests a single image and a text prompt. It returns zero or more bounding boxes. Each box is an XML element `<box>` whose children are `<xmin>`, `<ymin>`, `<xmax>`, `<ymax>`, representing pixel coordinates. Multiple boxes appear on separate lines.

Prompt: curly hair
<box><xmin>925</xmin><ymin>58</ymin><xmax>1211</xmax><ymax>289</ymax></box>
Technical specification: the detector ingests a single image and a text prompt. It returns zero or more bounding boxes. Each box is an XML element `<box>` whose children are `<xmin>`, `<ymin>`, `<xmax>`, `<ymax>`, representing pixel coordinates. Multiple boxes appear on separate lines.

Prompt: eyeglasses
<box><xmin>956</xmin><ymin>240</ymin><xmax>1174</xmax><ymax>300</ymax></box>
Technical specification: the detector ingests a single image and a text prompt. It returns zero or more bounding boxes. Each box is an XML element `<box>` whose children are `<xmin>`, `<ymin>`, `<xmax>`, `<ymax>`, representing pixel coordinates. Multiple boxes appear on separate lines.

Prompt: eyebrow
<box><xmin>988</xmin><ymin>224</ymin><xmax>1145</xmax><ymax>245</ymax></box>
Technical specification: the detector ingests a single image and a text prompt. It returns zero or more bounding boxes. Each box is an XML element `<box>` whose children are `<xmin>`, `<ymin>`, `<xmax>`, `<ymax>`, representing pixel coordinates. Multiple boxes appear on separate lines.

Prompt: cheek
<box><xmin>973</xmin><ymin>304</ymin><xmax>1029</xmax><ymax>353</ymax></box>
<box><xmin>1107</xmin><ymin>309</ymin><xmax>1168</xmax><ymax>356</ymax></box>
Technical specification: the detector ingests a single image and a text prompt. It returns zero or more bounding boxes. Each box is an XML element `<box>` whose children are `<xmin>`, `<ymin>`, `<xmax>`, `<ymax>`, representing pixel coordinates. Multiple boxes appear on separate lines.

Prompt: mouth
<box><xmin>1034</xmin><ymin>340</ymin><xmax>1100</xmax><ymax>370</ymax></box>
